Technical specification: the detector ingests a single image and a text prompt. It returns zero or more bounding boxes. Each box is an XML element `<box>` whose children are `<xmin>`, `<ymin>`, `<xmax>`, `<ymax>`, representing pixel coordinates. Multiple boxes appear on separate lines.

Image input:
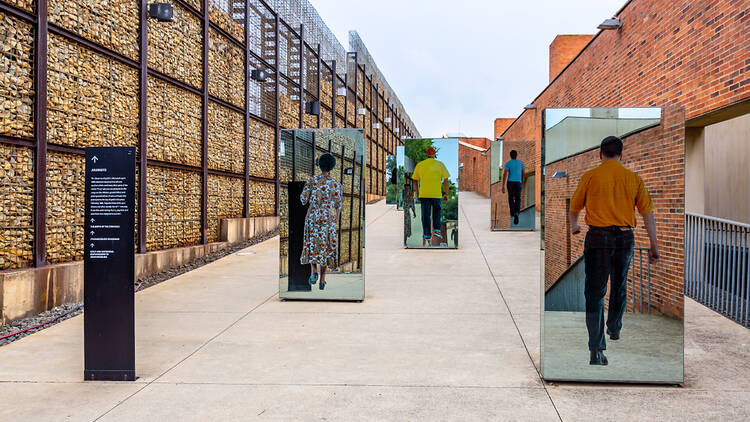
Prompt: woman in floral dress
<box><xmin>300</xmin><ymin>153</ymin><xmax>342</xmax><ymax>290</ymax></box>
<box><xmin>403</xmin><ymin>173</ymin><xmax>416</xmax><ymax>245</ymax></box>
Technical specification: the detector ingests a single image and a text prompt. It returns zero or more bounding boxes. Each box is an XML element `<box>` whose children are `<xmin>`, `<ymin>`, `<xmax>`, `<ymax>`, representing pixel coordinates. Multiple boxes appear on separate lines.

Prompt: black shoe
<box><xmin>606</xmin><ymin>329</ymin><xmax>620</xmax><ymax>340</ymax></box>
<box><xmin>589</xmin><ymin>350</ymin><xmax>608</xmax><ymax>366</ymax></box>
<box><xmin>513</xmin><ymin>215</ymin><xmax>519</xmax><ymax>225</ymax></box>
<box><xmin>308</xmin><ymin>273</ymin><xmax>318</xmax><ymax>285</ymax></box>
<box><xmin>319</xmin><ymin>281</ymin><xmax>326</xmax><ymax>290</ymax></box>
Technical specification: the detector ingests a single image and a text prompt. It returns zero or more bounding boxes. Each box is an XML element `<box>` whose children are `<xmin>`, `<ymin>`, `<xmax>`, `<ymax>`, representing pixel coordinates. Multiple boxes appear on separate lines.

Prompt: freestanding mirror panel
<box><xmin>279</xmin><ymin>129</ymin><xmax>365</xmax><ymax>301</ymax></box>
<box><xmin>402</xmin><ymin>138</ymin><xmax>459</xmax><ymax>249</ymax></box>
<box><xmin>541</xmin><ymin>107</ymin><xmax>685</xmax><ymax>383</ymax></box>
<box><xmin>490</xmin><ymin>140</ymin><xmax>536</xmax><ymax>231</ymax></box>
<box><xmin>395</xmin><ymin>146</ymin><xmax>405</xmax><ymax>210</ymax></box>
<box><xmin>386</xmin><ymin>155</ymin><xmax>398</xmax><ymax>205</ymax></box>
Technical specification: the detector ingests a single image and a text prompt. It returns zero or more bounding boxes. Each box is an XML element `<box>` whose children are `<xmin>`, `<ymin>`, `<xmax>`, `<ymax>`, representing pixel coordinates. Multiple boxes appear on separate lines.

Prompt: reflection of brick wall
<box><xmin>500</xmin><ymin>0</ymin><xmax>750</xmax><ymax>209</ymax></box>
<box><xmin>458</xmin><ymin>139</ymin><xmax>490</xmax><ymax>197</ymax></box>
<box><xmin>544</xmin><ymin>109</ymin><xmax>685</xmax><ymax>319</ymax></box>
<box><xmin>549</xmin><ymin>35</ymin><xmax>593</xmax><ymax>82</ymax></box>
<box><xmin>491</xmin><ymin>140</ymin><xmax>535</xmax><ymax>229</ymax></box>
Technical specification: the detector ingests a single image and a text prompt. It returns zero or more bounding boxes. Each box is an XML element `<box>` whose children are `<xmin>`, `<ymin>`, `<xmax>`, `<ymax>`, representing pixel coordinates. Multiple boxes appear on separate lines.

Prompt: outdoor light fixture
<box><xmin>336</xmin><ymin>87</ymin><xmax>347</xmax><ymax>96</ymax></box>
<box><xmin>373</xmin><ymin>123</ymin><xmax>381</xmax><ymax>129</ymax></box>
<box><xmin>344</xmin><ymin>167</ymin><xmax>354</xmax><ymax>175</ymax></box>
<box><xmin>598</xmin><ymin>17</ymin><xmax>622</xmax><ymax>30</ymax></box>
<box><xmin>496</xmin><ymin>136</ymin><xmax>504</xmax><ymax>141</ymax></box>
<box><xmin>401</xmin><ymin>136</ymin><xmax>406</xmax><ymax>140</ymax></box>
<box><xmin>305</xmin><ymin>100</ymin><xmax>320</xmax><ymax>116</ymax></box>
<box><xmin>552</xmin><ymin>171</ymin><xmax>568</xmax><ymax>178</ymax></box>
<box><xmin>524</xmin><ymin>104</ymin><xmax>537</xmax><ymax>110</ymax></box>
<box><xmin>251</xmin><ymin>69</ymin><xmax>267</xmax><ymax>81</ymax></box>
<box><xmin>357</xmin><ymin>108</ymin><xmax>366</xmax><ymax>115</ymax></box>
<box><xmin>148</xmin><ymin>3</ymin><xmax>174</xmax><ymax>22</ymax></box>
<box><xmin>394</xmin><ymin>128</ymin><xmax>400</xmax><ymax>133</ymax></box>
<box><xmin>385</xmin><ymin>117</ymin><xmax>392</xmax><ymax>123</ymax></box>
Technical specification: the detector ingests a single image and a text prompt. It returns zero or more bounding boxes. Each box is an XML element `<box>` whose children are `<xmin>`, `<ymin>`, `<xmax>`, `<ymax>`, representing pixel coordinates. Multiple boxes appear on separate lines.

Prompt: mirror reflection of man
<box><xmin>501</xmin><ymin>150</ymin><xmax>525</xmax><ymax>225</ymax></box>
<box><xmin>568</xmin><ymin>136</ymin><xmax>660</xmax><ymax>366</ymax></box>
<box><xmin>411</xmin><ymin>147</ymin><xmax>450</xmax><ymax>246</ymax></box>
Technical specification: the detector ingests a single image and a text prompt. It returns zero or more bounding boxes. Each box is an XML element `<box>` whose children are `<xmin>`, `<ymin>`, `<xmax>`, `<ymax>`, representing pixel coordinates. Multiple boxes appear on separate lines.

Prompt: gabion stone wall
<box><xmin>5</xmin><ymin>0</ymin><xmax>33</xmax><ymax>13</ymax></box>
<box><xmin>148</xmin><ymin>2</ymin><xmax>202</xmax><ymax>89</ymax></box>
<box><xmin>208</xmin><ymin>102</ymin><xmax>244</xmax><ymax>173</ymax></box>
<box><xmin>49</xmin><ymin>0</ymin><xmax>139</xmax><ymax>60</ymax></box>
<box><xmin>147</xmin><ymin>77</ymin><xmax>202</xmax><ymax>166</ymax></box>
<box><xmin>0</xmin><ymin>12</ymin><xmax>34</xmax><ymax>139</ymax></box>
<box><xmin>209</xmin><ymin>28</ymin><xmax>245</xmax><ymax>107</ymax></box>
<box><xmin>47</xmin><ymin>34</ymin><xmax>139</xmax><ymax>148</ymax></box>
<box><xmin>0</xmin><ymin>144</ymin><xmax>34</xmax><ymax>270</ymax></box>
<box><xmin>45</xmin><ymin>151</ymin><xmax>84</xmax><ymax>264</ymax></box>
<box><xmin>207</xmin><ymin>175</ymin><xmax>244</xmax><ymax>243</ymax></box>
<box><xmin>146</xmin><ymin>166</ymin><xmax>202</xmax><ymax>251</ymax></box>
<box><xmin>248</xmin><ymin>119</ymin><xmax>276</xmax><ymax>179</ymax></box>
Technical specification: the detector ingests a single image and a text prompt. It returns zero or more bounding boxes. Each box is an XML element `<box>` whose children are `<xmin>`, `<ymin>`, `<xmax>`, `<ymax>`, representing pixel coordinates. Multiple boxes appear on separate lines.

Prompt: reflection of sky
<box><xmin>431</xmin><ymin>138</ymin><xmax>459</xmax><ymax>185</ymax></box>
<box><xmin>397</xmin><ymin>145</ymin><xmax>404</xmax><ymax>167</ymax></box>
<box><xmin>545</xmin><ymin>108</ymin><xmax>662</xmax><ymax>130</ymax></box>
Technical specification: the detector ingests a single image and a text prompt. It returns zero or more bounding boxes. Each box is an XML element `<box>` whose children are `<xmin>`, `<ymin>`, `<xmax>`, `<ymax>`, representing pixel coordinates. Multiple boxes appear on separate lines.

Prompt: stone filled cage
<box><xmin>0</xmin><ymin>0</ymin><xmax>419</xmax><ymax>271</ymax></box>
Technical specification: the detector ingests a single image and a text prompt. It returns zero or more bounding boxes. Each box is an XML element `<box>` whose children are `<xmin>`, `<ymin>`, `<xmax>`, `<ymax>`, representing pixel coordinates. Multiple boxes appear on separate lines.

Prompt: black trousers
<box><xmin>583</xmin><ymin>227</ymin><xmax>634</xmax><ymax>351</ymax></box>
<box><xmin>507</xmin><ymin>181</ymin><xmax>522</xmax><ymax>216</ymax></box>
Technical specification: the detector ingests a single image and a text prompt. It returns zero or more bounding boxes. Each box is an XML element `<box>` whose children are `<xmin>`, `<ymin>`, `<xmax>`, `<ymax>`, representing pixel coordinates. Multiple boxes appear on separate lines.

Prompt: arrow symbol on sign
<box><xmin>90</xmin><ymin>243</ymin><xmax>94</xmax><ymax>248</ymax></box>
<box><xmin>91</xmin><ymin>156</ymin><xmax>99</xmax><ymax>163</ymax></box>
<box><xmin>90</xmin><ymin>218</ymin><xmax>95</xmax><ymax>223</ymax></box>
<box><xmin>90</xmin><ymin>231</ymin><xmax>94</xmax><ymax>235</ymax></box>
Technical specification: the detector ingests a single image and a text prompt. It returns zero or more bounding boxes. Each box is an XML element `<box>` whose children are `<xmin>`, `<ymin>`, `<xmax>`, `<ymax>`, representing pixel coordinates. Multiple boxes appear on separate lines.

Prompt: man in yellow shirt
<box><xmin>568</xmin><ymin>136</ymin><xmax>660</xmax><ymax>366</ymax></box>
<box><xmin>412</xmin><ymin>147</ymin><xmax>450</xmax><ymax>245</ymax></box>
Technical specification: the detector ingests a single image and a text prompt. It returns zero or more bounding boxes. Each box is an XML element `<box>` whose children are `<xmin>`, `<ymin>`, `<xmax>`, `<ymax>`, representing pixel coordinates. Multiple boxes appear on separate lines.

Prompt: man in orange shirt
<box><xmin>568</xmin><ymin>136</ymin><xmax>660</xmax><ymax>366</ymax></box>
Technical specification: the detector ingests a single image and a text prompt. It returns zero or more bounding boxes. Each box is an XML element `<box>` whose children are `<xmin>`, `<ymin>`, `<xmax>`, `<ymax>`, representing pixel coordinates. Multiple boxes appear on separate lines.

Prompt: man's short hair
<box><xmin>317</xmin><ymin>152</ymin><xmax>336</xmax><ymax>172</ymax></box>
<box><xmin>510</xmin><ymin>150</ymin><xmax>518</xmax><ymax>159</ymax></box>
<box><xmin>600</xmin><ymin>136</ymin><xmax>623</xmax><ymax>158</ymax></box>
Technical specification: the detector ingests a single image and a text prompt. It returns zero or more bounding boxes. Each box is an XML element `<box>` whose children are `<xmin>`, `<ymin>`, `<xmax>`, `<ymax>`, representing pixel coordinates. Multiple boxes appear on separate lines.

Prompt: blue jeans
<box><xmin>419</xmin><ymin>198</ymin><xmax>442</xmax><ymax>239</ymax></box>
<box><xmin>584</xmin><ymin>227</ymin><xmax>634</xmax><ymax>351</ymax></box>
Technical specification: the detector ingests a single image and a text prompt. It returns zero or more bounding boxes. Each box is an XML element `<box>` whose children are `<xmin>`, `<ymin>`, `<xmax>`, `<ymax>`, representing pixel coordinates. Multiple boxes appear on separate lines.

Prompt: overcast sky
<box><xmin>309</xmin><ymin>0</ymin><xmax>626</xmax><ymax>139</ymax></box>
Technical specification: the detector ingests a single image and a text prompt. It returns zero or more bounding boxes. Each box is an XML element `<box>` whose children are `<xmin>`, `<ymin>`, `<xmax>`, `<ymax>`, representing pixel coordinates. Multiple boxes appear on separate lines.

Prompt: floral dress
<box><xmin>300</xmin><ymin>174</ymin><xmax>343</xmax><ymax>268</ymax></box>
<box><xmin>403</xmin><ymin>184</ymin><xmax>416</xmax><ymax>241</ymax></box>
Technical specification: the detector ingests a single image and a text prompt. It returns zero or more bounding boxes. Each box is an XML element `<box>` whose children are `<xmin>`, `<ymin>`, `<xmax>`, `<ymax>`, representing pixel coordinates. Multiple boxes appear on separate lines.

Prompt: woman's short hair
<box><xmin>317</xmin><ymin>152</ymin><xmax>336</xmax><ymax>172</ymax></box>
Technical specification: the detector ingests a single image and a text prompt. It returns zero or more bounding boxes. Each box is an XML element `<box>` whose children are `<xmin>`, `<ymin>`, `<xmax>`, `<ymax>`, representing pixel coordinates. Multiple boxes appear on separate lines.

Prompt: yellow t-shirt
<box><xmin>570</xmin><ymin>160</ymin><xmax>653</xmax><ymax>228</ymax></box>
<box><xmin>412</xmin><ymin>158</ymin><xmax>450</xmax><ymax>199</ymax></box>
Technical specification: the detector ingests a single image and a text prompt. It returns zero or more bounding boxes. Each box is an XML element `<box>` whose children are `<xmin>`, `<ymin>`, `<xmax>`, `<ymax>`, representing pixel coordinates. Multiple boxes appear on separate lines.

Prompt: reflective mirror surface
<box><xmin>490</xmin><ymin>140</ymin><xmax>536</xmax><ymax>230</ymax></box>
<box><xmin>279</xmin><ymin>129</ymin><xmax>365</xmax><ymax>301</ymax></box>
<box><xmin>541</xmin><ymin>107</ymin><xmax>685</xmax><ymax>383</ymax></box>
<box><xmin>401</xmin><ymin>138</ymin><xmax>459</xmax><ymax>249</ymax></box>
<box><xmin>386</xmin><ymin>155</ymin><xmax>398</xmax><ymax>205</ymax></box>
<box><xmin>395</xmin><ymin>146</ymin><xmax>405</xmax><ymax>210</ymax></box>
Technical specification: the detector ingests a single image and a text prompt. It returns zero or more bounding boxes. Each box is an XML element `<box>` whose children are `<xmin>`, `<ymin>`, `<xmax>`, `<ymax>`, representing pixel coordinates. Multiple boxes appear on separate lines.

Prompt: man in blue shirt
<box><xmin>501</xmin><ymin>150</ymin><xmax>525</xmax><ymax>225</ymax></box>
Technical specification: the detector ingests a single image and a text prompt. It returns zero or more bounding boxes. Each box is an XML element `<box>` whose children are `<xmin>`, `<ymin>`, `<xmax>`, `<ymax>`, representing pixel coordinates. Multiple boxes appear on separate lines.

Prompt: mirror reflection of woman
<box><xmin>300</xmin><ymin>153</ymin><xmax>342</xmax><ymax>290</ymax></box>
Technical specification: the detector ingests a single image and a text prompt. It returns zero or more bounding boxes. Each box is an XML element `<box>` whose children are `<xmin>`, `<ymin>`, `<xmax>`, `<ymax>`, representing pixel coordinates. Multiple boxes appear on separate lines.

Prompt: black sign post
<box><xmin>84</xmin><ymin>147</ymin><xmax>136</xmax><ymax>381</ymax></box>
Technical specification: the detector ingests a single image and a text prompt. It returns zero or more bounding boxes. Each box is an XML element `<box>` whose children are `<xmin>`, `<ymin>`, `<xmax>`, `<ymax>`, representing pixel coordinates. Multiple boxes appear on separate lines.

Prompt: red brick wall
<box><xmin>494</xmin><ymin>119</ymin><xmax>515</xmax><ymax>139</ymax></box>
<box><xmin>491</xmin><ymin>140</ymin><xmax>536</xmax><ymax>229</ymax></box>
<box><xmin>500</xmin><ymin>0</ymin><xmax>750</xmax><ymax>208</ymax></box>
<box><xmin>549</xmin><ymin>35</ymin><xmax>594</xmax><ymax>82</ymax></box>
<box><xmin>458</xmin><ymin>138</ymin><xmax>491</xmax><ymax>197</ymax></box>
<box><xmin>544</xmin><ymin>108</ymin><xmax>685</xmax><ymax>319</ymax></box>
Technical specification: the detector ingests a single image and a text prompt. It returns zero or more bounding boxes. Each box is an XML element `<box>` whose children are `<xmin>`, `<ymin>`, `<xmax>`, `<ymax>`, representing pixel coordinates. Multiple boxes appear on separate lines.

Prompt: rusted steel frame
<box><xmin>244</xmin><ymin>0</ymin><xmax>251</xmax><ymax>218</ymax></box>
<box><xmin>274</xmin><ymin>14</ymin><xmax>280</xmax><ymax>215</ymax></box>
<box><xmin>0</xmin><ymin>135</ymin><xmax>35</xmax><ymax>148</ymax></box>
<box><xmin>298</xmin><ymin>24</ymin><xmax>304</xmax><ymax>128</ymax></box>
<box><xmin>138</xmin><ymin>0</ymin><xmax>148</xmax><ymax>253</ymax></box>
<box><xmin>316</xmin><ymin>44</ymin><xmax>321</xmax><ymax>128</ymax></box>
<box><xmin>33</xmin><ymin>0</ymin><xmax>48</xmax><ymax>266</ymax></box>
<box><xmin>331</xmin><ymin>60</ymin><xmax>337</xmax><ymax>128</ymax></box>
<box><xmin>201</xmin><ymin>0</ymin><xmax>209</xmax><ymax>244</ymax></box>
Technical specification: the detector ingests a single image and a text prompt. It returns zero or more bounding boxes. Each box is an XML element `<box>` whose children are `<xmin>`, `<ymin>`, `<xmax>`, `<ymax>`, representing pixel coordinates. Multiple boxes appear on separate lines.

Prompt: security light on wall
<box><xmin>496</xmin><ymin>136</ymin><xmax>504</xmax><ymax>141</ymax></box>
<box><xmin>357</xmin><ymin>108</ymin><xmax>366</xmax><ymax>115</ymax></box>
<box><xmin>384</xmin><ymin>117</ymin><xmax>392</xmax><ymax>123</ymax></box>
<box><xmin>552</xmin><ymin>171</ymin><xmax>568</xmax><ymax>178</ymax></box>
<box><xmin>149</xmin><ymin>3</ymin><xmax>174</xmax><ymax>22</ymax></box>
<box><xmin>305</xmin><ymin>100</ymin><xmax>320</xmax><ymax>116</ymax></box>
<box><xmin>373</xmin><ymin>123</ymin><xmax>381</xmax><ymax>129</ymax></box>
<box><xmin>344</xmin><ymin>167</ymin><xmax>354</xmax><ymax>175</ymax></box>
<box><xmin>251</xmin><ymin>69</ymin><xmax>267</xmax><ymax>81</ymax></box>
<box><xmin>598</xmin><ymin>17</ymin><xmax>622</xmax><ymax>30</ymax></box>
<box><xmin>394</xmin><ymin>128</ymin><xmax>400</xmax><ymax>133</ymax></box>
<box><xmin>336</xmin><ymin>87</ymin><xmax>347</xmax><ymax>96</ymax></box>
<box><xmin>524</xmin><ymin>104</ymin><xmax>537</xmax><ymax>110</ymax></box>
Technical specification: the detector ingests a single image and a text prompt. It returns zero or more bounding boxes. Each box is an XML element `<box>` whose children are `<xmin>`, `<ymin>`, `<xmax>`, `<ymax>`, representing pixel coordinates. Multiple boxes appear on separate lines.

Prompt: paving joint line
<box><xmin>91</xmin><ymin>292</ymin><xmax>278</xmax><ymax>421</ymax></box>
<box><xmin>460</xmin><ymin>202</ymin><xmax>564</xmax><ymax>422</ymax></box>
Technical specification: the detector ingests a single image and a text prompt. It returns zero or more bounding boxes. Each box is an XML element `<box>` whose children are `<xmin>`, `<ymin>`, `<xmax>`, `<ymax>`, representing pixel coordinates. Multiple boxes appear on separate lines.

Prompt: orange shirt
<box><xmin>570</xmin><ymin>160</ymin><xmax>653</xmax><ymax>228</ymax></box>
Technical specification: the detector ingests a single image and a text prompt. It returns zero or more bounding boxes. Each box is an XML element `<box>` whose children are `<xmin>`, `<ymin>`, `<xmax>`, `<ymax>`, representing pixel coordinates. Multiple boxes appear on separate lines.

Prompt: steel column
<box><xmin>201</xmin><ymin>0</ymin><xmax>209</xmax><ymax>244</ymax></box>
<box><xmin>137</xmin><ymin>0</ymin><xmax>148</xmax><ymax>253</ymax></box>
<box><xmin>244</xmin><ymin>1</ymin><xmax>251</xmax><ymax>218</ymax></box>
<box><xmin>34</xmin><ymin>0</ymin><xmax>49</xmax><ymax>267</ymax></box>
<box><xmin>316</xmin><ymin>44</ymin><xmax>321</xmax><ymax>128</ymax></box>
<box><xmin>331</xmin><ymin>60</ymin><xmax>337</xmax><ymax>128</ymax></box>
<box><xmin>274</xmin><ymin>15</ymin><xmax>281</xmax><ymax>216</ymax></box>
<box><xmin>298</xmin><ymin>24</ymin><xmax>304</xmax><ymax>128</ymax></box>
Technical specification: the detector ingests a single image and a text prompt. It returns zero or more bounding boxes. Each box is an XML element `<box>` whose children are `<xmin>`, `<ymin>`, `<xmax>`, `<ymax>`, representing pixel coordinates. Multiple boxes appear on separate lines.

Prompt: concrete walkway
<box><xmin>1</xmin><ymin>192</ymin><xmax>750</xmax><ymax>421</ymax></box>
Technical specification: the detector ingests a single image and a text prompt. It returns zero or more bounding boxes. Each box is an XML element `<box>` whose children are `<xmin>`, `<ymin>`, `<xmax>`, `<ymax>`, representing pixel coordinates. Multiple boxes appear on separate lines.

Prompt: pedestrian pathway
<box><xmin>1</xmin><ymin>192</ymin><xmax>749</xmax><ymax>421</ymax></box>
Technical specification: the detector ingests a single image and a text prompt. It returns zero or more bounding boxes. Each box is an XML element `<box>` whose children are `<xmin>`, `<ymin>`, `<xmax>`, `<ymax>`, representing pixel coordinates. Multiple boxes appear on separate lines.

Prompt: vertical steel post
<box><xmin>348</xmin><ymin>149</ymin><xmax>355</xmax><ymax>267</ymax></box>
<box><xmin>243</xmin><ymin>0</ymin><xmax>250</xmax><ymax>218</ymax></box>
<box><xmin>331</xmin><ymin>60</ymin><xmax>337</xmax><ymax>129</ymax></box>
<box><xmin>343</xmin><ymin>73</ymin><xmax>348</xmax><ymax>128</ymax></box>
<box><xmin>274</xmin><ymin>14</ymin><xmax>280</xmax><ymax>215</ymax></box>
<box><xmin>138</xmin><ymin>0</ymin><xmax>148</xmax><ymax>253</ymax></box>
<box><xmin>201</xmin><ymin>0</ymin><xmax>211</xmax><ymax>244</ymax></box>
<box><xmin>298</xmin><ymin>24</ymin><xmax>304</xmax><ymax>128</ymax></box>
<box><xmin>316</xmin><ymin>44</ymin><xmax>321</xmax><ymax>128</ymax></box>
<box><xmin>338</xmin><ymin>144</ymin><xmax>345</xmax><ymax>264</ymax></box>
<box><xmin>34</xmin><ymin>0</ymin><xmax>49</xmax><ymax>266</ymax></box>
